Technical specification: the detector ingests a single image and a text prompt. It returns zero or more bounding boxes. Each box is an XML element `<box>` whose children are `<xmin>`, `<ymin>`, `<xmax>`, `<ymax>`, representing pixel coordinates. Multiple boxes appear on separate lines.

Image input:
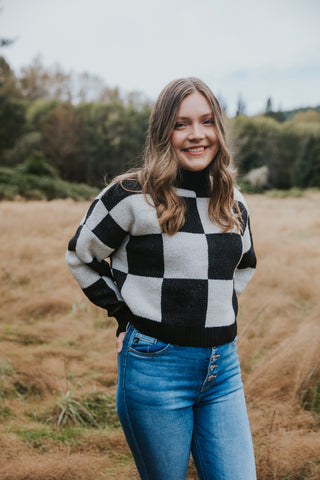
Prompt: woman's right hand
<box><xmin>116</xmin><ymin>331</ymin><xmax>127</xmax><ymax>353</ymax></box>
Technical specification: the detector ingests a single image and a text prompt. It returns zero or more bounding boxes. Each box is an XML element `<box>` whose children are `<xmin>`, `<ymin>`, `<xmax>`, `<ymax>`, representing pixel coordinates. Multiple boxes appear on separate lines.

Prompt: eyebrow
<box><xmin>176</xmin><ymin>113</ymin><xmax>213</xmax><ymax>120</ymax></box>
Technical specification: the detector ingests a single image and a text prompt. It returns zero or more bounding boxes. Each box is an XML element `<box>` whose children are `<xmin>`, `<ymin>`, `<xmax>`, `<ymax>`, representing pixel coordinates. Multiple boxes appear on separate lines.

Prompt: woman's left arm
<box><xmin>234</xmin><ymin>209</ymin><xmax>257</xmax><ymax>297</ymax></box>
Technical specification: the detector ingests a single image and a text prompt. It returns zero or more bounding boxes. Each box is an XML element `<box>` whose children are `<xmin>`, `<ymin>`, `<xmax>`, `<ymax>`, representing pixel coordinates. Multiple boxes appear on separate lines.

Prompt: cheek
<box><xmin>171</xmin><ymin>131</ymin><xmax>183</xmax><ymax>150</ymax></box>
<box><xmin>211</xmin><ymin>130</ymin><xmax>220</xmax><ymax>148</ymax></box>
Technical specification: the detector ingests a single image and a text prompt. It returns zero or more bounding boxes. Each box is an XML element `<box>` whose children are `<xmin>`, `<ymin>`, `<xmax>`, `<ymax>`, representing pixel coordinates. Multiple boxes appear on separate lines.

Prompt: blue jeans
<box><xmin>117</xmin><ymin>325</ymin><xmax>256</xmax><ymax>480</ymax></box>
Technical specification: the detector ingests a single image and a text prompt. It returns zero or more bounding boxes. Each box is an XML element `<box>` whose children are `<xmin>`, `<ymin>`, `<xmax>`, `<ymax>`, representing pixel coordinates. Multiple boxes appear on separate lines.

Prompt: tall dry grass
<box><xmin>0</xmin><ymin>193</ymin><xmax>319</xmax><ymax>480</ymax></box>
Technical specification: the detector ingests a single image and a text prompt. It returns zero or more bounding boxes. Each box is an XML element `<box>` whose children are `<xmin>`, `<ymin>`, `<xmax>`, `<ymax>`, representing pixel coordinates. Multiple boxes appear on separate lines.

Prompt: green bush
<box><xmin>0</xmin><ymin>166</ymin><xmax>99</xmax><ymax>200</ymax></box>
<box><xmin>236</xmin><ymin>179</ymin><xmax>265</xmax><ymax>194</ymax></box>
<box><xmin>1</xmin><ymin>131</ymin><xmax>42</xmax><ymax>168</ymax></box>
<box><xmin>16</xmin><ymin>151</ymin><xmax>58</xmax><ymax>177</ymax></box>
<box><xmin>293</xmin><ymin>133</ymin><xmax>320</xmax><ymax>188</ymax></box>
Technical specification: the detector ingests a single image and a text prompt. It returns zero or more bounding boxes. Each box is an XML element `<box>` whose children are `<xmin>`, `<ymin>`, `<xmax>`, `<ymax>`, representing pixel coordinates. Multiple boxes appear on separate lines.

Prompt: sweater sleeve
<box><xmin>65</xmin><ymin>182</ymin><xmax>135</xmax><ymax>336</ymax></box>
<box><xmin>234</xmin><ymin>193</ymin><xmax>257</xmax><ymax>297</ymax></box>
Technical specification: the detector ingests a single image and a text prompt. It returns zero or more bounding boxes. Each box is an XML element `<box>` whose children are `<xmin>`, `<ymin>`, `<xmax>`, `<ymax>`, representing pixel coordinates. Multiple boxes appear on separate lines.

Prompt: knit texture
<box><xmin>66</xmin><ymin>171</ymin><xmax>256</xmax><ymax>347</ymax></box>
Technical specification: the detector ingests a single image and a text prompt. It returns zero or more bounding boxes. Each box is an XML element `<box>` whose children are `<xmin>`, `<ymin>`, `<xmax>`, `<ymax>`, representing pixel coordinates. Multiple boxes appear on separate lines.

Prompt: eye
<box><xmin>174</xmin><ymin>122</ymin><xmax>186</xmax><ymax>129</ymax></box>
<box><xmin>204</xmin><ymin>118</ymin><xmax>214</xmax><ymax>125</ymax></box>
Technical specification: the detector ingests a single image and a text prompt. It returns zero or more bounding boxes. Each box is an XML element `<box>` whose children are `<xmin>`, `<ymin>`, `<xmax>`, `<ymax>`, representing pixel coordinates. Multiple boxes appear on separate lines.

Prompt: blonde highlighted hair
<box><xmin>113</xmin><ymin>77</ymin><xmax>240</xmax><ymax>235</ymax></box>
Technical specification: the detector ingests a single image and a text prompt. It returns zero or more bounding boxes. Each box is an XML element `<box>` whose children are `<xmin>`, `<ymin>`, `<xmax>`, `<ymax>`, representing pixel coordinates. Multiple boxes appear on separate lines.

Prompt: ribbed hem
<box><xmin>129</xmin><ymin>316</ymin><xmax>237</xmax><ymax>347</ymax></box>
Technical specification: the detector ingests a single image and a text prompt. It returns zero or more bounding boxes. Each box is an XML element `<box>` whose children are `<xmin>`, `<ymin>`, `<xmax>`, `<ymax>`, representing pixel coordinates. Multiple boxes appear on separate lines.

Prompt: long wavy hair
<box><xmin>114</xmin><ymin>77</ymin><xmax>240</xmax><ymax>235</ymax></box>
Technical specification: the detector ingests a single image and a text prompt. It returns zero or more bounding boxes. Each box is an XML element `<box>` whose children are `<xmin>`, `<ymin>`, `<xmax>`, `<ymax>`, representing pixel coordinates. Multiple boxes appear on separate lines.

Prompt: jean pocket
<box><xmin>128</xmin><ymin>329</ymin><xmax>172</xmax><ymax>356</ymax></box>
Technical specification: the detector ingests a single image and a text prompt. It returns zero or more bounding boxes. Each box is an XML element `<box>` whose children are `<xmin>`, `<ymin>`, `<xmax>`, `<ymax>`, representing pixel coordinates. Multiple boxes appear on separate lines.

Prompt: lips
<box><xmin>183</xmin><ymin>146</ymin><xmax>208</xmax><ymax>154</ymax></box>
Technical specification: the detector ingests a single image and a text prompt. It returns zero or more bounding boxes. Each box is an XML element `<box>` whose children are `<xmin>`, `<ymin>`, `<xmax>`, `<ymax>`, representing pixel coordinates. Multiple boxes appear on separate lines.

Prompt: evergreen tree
<box><xmin>236</xmin><ymin>94</ymin><xmax>246</xmax><ymax>116</ymax></box>
<box><xmin>265</xmin><ymin>96</ymin><xmax>273</xmax><ymax>114</ymax></box>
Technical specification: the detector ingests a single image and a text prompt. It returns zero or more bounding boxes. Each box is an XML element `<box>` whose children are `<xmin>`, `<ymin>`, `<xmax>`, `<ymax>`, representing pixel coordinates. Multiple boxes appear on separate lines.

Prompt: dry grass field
<box><xmin>0</xmin><ymin>192</ymin><xmax>319</xmax><ymax>480</ymax></box>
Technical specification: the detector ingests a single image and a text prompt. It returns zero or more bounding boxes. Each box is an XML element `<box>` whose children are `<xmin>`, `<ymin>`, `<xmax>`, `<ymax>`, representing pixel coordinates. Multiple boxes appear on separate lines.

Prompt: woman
<box><xmin>66</xmin><ymin>77</ymin><xmax>257</xmax><ymax>480</ymax></box>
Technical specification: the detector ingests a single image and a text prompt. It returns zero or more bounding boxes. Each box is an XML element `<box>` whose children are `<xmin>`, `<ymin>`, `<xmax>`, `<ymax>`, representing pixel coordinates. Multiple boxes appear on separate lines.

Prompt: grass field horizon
<box><xmin>0</xmin><ymin>192</ymin><xmax>319</xmax><ymax>479</ymax></box>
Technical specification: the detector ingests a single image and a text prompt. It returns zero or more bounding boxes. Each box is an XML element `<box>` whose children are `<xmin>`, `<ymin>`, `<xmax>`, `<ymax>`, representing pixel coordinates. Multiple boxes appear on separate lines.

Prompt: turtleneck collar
<box><xmin>176</xmin><ymin>167</ymin><xmax>211</xmax><ymax>195</ymax></box>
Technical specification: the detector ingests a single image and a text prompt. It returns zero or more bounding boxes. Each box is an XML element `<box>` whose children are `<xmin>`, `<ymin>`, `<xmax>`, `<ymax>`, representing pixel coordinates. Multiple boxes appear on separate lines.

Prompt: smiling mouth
<box><xmin>184</xmin><ymin>146</ymin><xmax>208</xmax><ymax>154</ymax></box>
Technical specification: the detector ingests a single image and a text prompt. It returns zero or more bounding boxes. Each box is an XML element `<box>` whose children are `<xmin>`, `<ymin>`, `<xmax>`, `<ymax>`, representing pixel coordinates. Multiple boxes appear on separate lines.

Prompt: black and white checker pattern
<box><xmin>66</xmin><ymin>180</ymin><xmax>256</xmax><ymax>344</ymax></box>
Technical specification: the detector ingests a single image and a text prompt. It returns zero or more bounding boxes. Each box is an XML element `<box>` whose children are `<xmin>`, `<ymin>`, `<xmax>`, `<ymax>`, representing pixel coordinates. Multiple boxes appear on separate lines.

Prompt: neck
<box><xmin>176</xmin><ymin>167</ymin><xmax>211</xmax><ymax>194</ymax></box>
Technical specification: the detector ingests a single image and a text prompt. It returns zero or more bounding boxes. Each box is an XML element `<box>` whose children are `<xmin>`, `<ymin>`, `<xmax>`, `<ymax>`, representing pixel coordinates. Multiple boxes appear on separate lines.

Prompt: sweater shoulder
<box><xmin>234</xmin><ymin>187</ymin><xmax>249</xmax><ymax>211</ymax></box>
<box><xmin>98</xmin><ymin>179</ymin><xmax>142</xmax><ymax>211</ymax></box>
<box><xmin>234</xmin><ymin>187</ymin><xmax>249</xmax><ymax>215</ymax></box>
<box><xmin>233</xmin><ymin>187</ymin><xmax>250</xmax><ymax>234</ymax></box>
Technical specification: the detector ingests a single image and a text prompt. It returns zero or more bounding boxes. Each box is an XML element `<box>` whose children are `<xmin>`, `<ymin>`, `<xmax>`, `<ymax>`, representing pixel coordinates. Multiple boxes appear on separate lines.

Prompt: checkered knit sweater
<box><xmin>66</xmin><ymin>169</ymin><xmax>256</xmax><ymax>347</ymax></box>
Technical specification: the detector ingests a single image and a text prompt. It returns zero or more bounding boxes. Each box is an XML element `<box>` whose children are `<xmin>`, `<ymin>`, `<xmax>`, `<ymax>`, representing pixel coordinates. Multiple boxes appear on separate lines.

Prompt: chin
<box><xmin>181</xmin><ymin>160</ymin><xmax>212</xmax><ymax>172</ymax></box>
<box><xmin>188</xmin><ymin>165</ymin><xmax>207</xmax><ymax>172</ymax></box>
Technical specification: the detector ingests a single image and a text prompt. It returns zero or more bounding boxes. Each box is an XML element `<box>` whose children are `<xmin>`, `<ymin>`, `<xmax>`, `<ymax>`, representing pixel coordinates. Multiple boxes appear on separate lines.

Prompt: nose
<box><xmin>188</xmin><ymin>122</ymin><xmax>205</xmax><ymax>141</ymax></box>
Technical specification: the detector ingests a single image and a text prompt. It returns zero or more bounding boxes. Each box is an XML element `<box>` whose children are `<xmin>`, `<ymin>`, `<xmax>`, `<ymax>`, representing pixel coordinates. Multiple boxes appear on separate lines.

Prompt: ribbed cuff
<box><xmin>114</xmin><ymin>304</ymin><xmax>133</xmax><ymax>337</ymax></box>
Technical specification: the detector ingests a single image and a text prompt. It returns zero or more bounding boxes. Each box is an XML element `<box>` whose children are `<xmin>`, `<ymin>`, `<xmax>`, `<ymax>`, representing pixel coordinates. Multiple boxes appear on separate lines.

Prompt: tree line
<box><xmin>231</xmin><ymin>111</ymin><xmax>320</xmax><ymax>190</ymax></box>
<box><xmin>0</xmin><ymin>55</ymin><xmax>319</xmax><ymax>199</ymax></box>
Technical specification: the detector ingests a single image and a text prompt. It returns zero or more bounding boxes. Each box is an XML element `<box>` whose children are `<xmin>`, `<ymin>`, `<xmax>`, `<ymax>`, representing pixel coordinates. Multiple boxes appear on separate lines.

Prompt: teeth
<box><xmin>186</xmin><ymin>147</ymin><xmax>205</xmax><ymax>152</ymax></box>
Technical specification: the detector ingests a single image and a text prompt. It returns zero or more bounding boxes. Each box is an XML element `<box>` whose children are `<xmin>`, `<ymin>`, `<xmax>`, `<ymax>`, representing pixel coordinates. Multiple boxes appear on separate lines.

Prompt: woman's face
<box><xmin>171</xmin><ymin>91</ymin><xmax>220</xmax><ymax>171</ymax></box>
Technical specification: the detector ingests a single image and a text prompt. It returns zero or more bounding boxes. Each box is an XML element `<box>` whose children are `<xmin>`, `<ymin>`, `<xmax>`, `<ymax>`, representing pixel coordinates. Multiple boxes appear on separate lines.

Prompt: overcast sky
<box><xmin>1</xmin><ymin>0</ymin><xmax>320</xmax><ymax>115</ymax></box>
